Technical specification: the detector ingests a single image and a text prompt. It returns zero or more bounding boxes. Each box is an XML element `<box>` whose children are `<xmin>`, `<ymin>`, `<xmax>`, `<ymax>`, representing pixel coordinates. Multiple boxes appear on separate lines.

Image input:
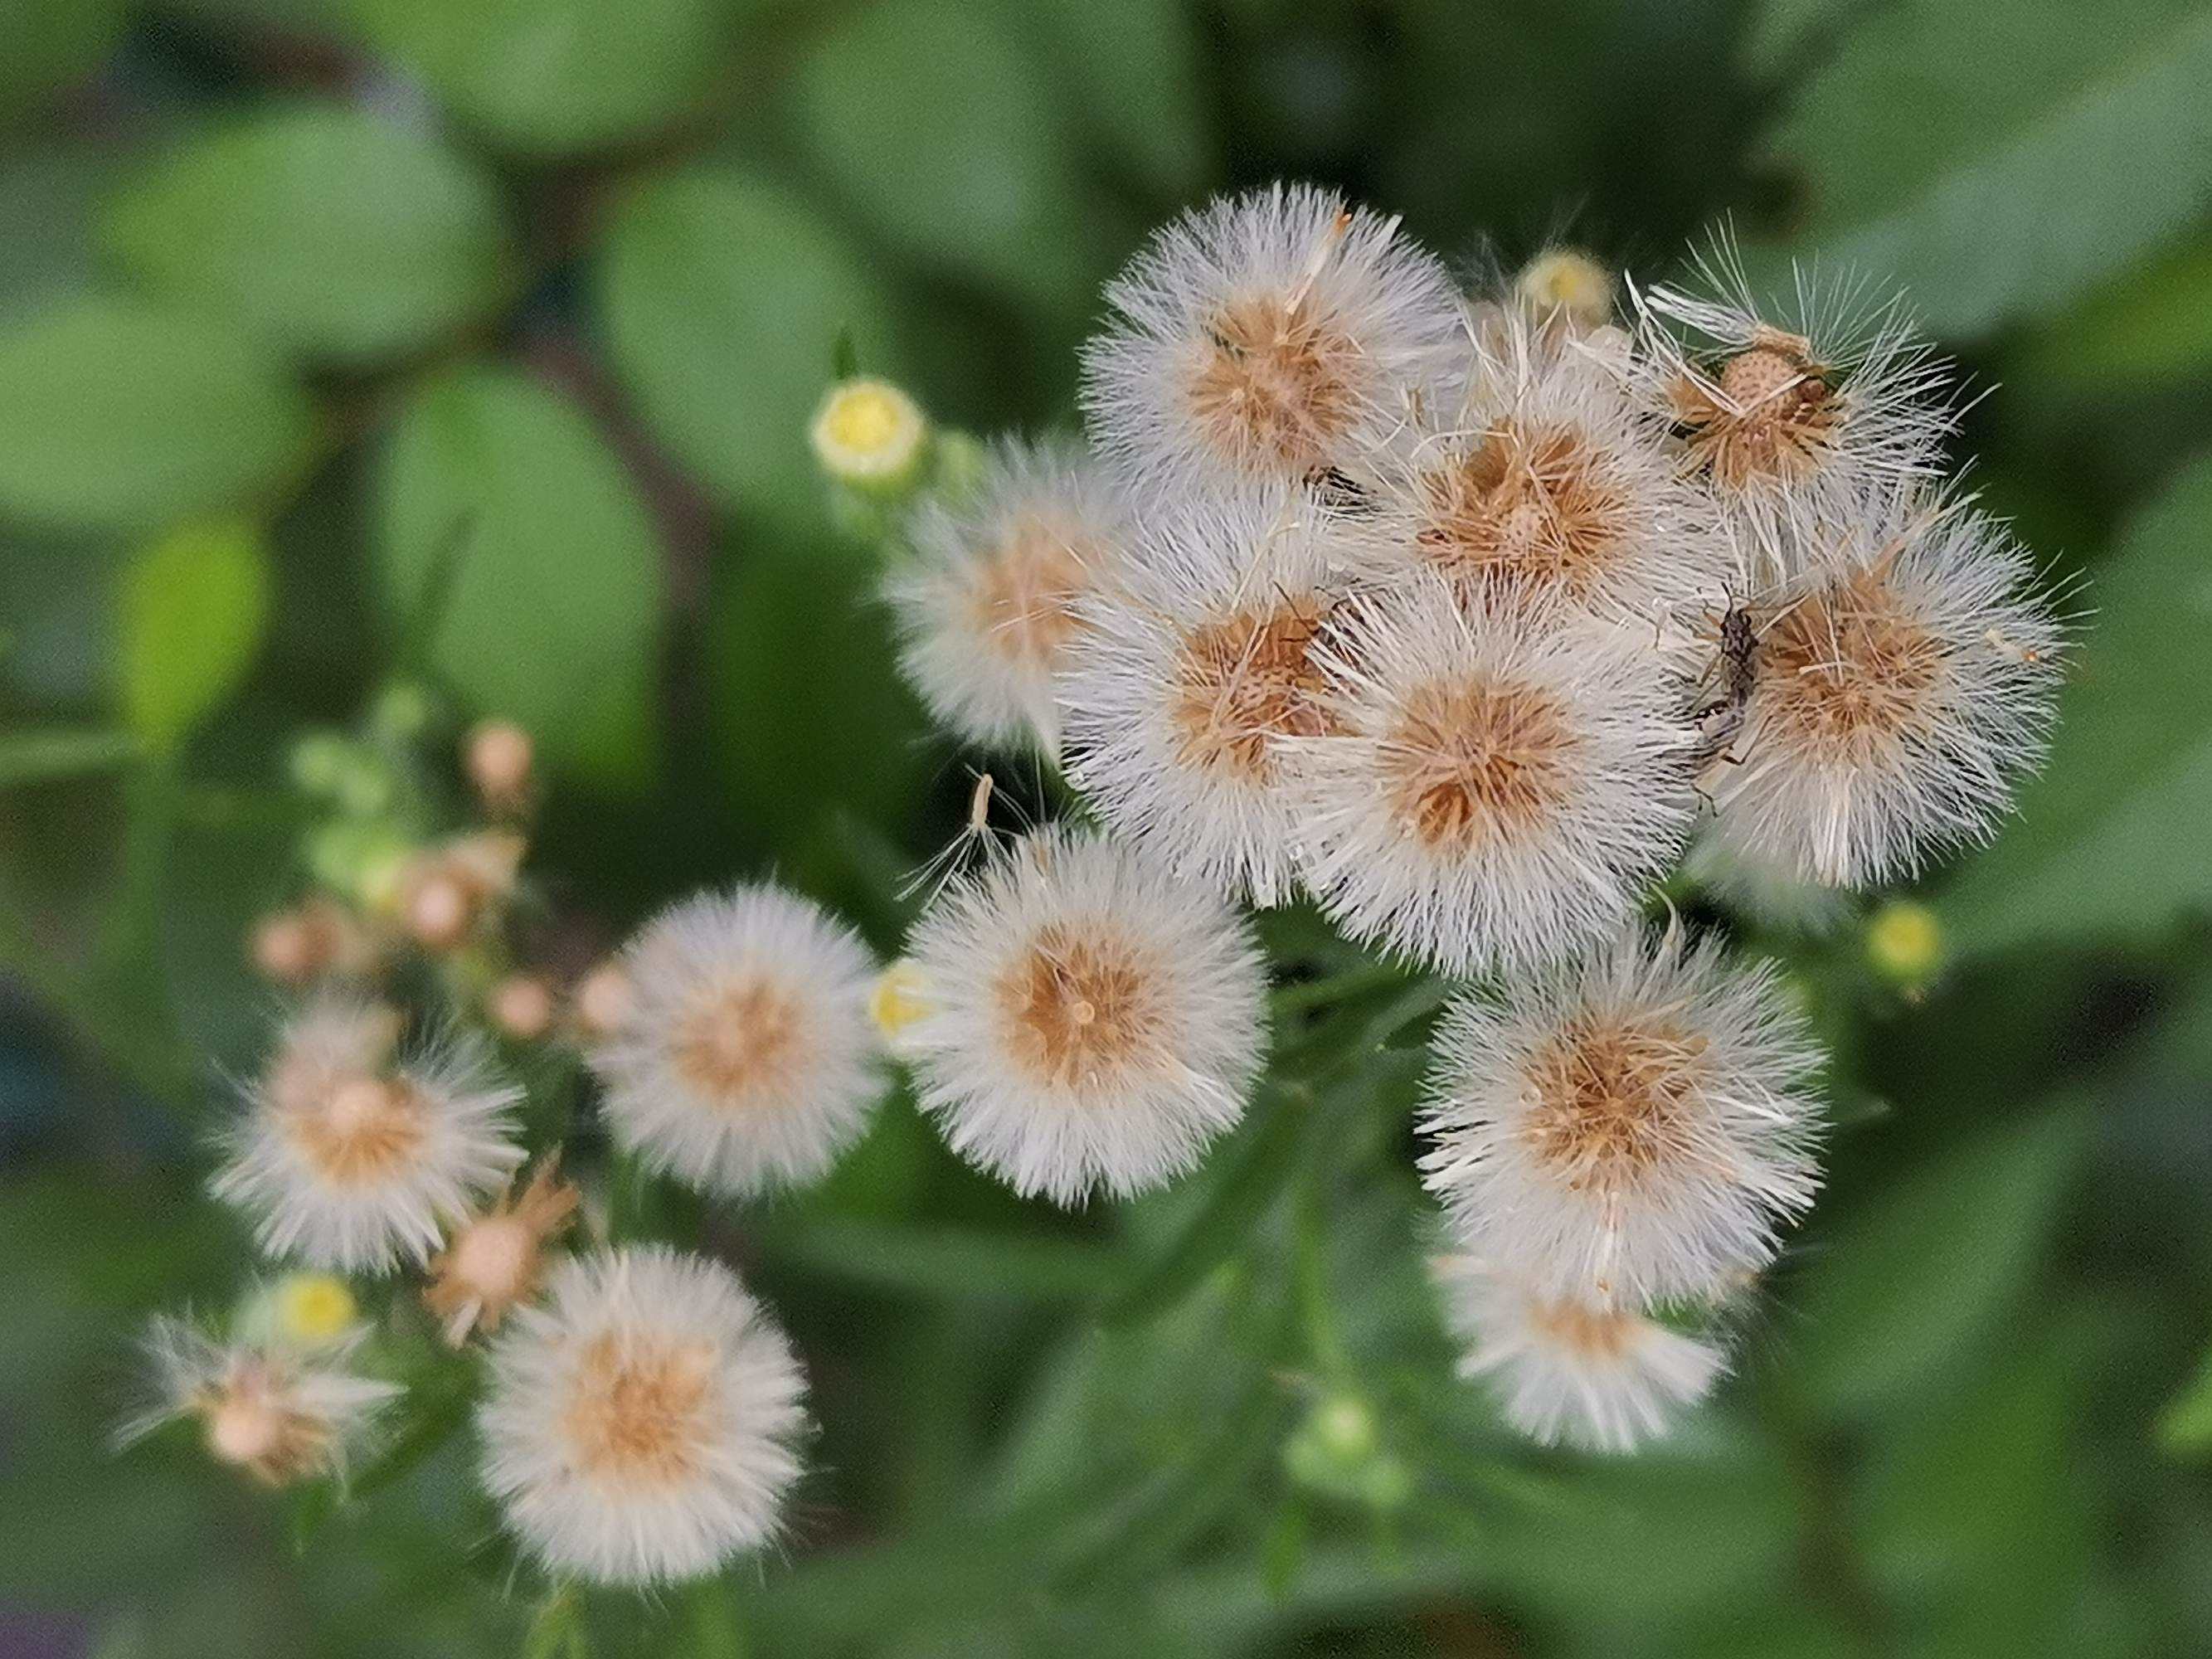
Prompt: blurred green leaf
<box><xmin>756</xmin><ymin>1214</ymin><xmax>1125</xmax><ymax>1303</ymax></box>
<box><xmin>1942</xmin><ymin>452</ymin><xmax>2212</xmax><ymax>956</ymax></box>
<box><xmin>2157</xmin><ymin>1339</ymin><xmax>2212</xmax><ymax>1458</ymax></box>
<box><xmin>707</xmin><ymin>526</ymin><xmax>926</xmax><ymax>847</ymax></box>
<box><xmin>0</xmin><ymin>296</ymin><xmax>314</xmax><ymax>533</ymax></box>
<box><xmin>0</xmin><ymin>0</ymin><xmax>125</xmax><ymax>126</ymax></box>
<box><xmin>1025</xmin><ymin>0</ymin><xmax>1210</xmax><ymax>195</ymax></box>
<box><xmin>0</xmin><ymin>724</ymin><xmax>137</xmax><ymax>786</ymax></box>
<box><xmin>1762</xmin><ymin>0</ymin><xmax>2212</xmax><ymax>335</ymax></box>
<box><xmin>597</xmin><ymin>168</ymin><xmax>901</xmax><ymax>519</ymax></box>
<box><xmin>355</xmin><ymin>0</ymin><xmax>736</xmax><ymax>155</ymax></box>
<box><xmin>116</xmin><ymin>520</ymin><xmax>272</xmax><ymax>753</ymax></box>
<box><xmin>792</xmin><ymin>0</ymin><xmax>1096</xmax><ymax>309</ymax></box>
<box><xmin>2018</xmin><ymin>236</ymin><xmax>2212</xmax><ymax>390</ymax></box>
<box><xmin>1791</xmin><ymin>1105</ymin><xmax>2088</xmax><ymax>1419</ymax></box>
<box><xmin>101</xmin><ymin>103</ymin><xmax>517</xmax><ymax>363</ymax></box>
<box><xmin>374</xmin><ymin>366</ymin><xmax>664</xmax><ymax>785</ymax></box>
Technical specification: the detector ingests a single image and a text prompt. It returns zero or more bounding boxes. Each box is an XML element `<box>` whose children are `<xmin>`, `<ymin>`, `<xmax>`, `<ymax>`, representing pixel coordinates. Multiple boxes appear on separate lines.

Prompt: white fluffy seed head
<box><xmin>119</xmin><ymin>1312</ymin><xmax>399</xmax><ymax>1485</ymax></box>
<box><xmin>1282</xmin><ymin>576</ymin><xmax>1695</xmax><ymax>976</ymax></box>
<box><xmin>898</xmin><ymin>826</ymin><xmax>1268</xmax><ymax>1206</ymax></box>
<box><xmin>1699</xmin><ymin>489</ymin><xmax>2066</xmax><ymax>888</ymax></box>
<box><xmin>1354</xmin><ymin>304</ymin><xmax>1730</xmax><ymax>629</ymax></box>
<box><xmin>1431</xmin><ymin>1254</ymin><xmax>1725</xmax><ymax>1453</ymax></box>
<box><xmin>1420</xmin><ymin>925</ymin><xmax>1823</xmax><ymax>1308</ymax></box>
<box><xmin>887</xmin><ymin>436</ymin><xmax>1133</xmax><ymax>751</ymax></box>
<box><xmin>592</xmin><ymin>885</ymin><xmax>885</xmax><ymax>1199</ymax></box>
<box><xmin>1633</xmin><ymin>236</ymin><xmax>1955</xmax><ymax>549</ymax></box>
<box><xmin>1059</xmin><ymin>481</ymin><xmax>1347</xmax><ymax>905</ymax></box>
<box><xmin>477</xmin><ymin>1246</ymin><xmax>807</xmax><ymax>1586</ymax></box>
<box><xmin>1081</xmin><ymin>182</ymin><xmax>1468</xmax><ymax>498</ymax></box>
<box><xmin>212</xmin><ymin>999</ymin><xmax>524</xmax><ymax>1273</ymax></box>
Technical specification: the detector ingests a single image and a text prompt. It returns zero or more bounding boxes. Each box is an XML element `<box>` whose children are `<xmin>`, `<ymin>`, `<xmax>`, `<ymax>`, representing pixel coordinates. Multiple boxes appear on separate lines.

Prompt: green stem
<box><xmin>1268</xmin><ymin>960</ymin><xmax>1407</xmax><ymax>1018</ymax></box>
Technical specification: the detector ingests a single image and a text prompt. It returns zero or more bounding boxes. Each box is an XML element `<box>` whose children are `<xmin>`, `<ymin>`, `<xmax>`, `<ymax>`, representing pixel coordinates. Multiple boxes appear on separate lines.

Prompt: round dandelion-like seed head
<box><xmin>591</xmin><ymin>884</ymin><xmax>885</xmax><ymax>1198</ymax></box>
<box><xmin>478</xmin><ymin>1247</ymin><xmax>807</xmax><ymax>1586</ymax></box>
<box><xmin>1432</xmin><ymin>1256</ymin><xmax>1725</xmax><ymax>1452</ymax></box>
<box><xmin>1421</xmin><ymin>927</ymin><xmax>1823</xmax><ymax>1307</ymax></box>
<box><xmin>900</xmin><ymin>826</ymin><xmax>1267</xmax><ymax>1205</ymax></box>
<box><xmin>213</xmin><ymin>1000</ymin><xmax>525</xmax><ymax>1272</ymax></box>
<box><xmin>1166</xmin><ymin>594</ymin><xmax>1338</xmax><ymax>783</ymax></box>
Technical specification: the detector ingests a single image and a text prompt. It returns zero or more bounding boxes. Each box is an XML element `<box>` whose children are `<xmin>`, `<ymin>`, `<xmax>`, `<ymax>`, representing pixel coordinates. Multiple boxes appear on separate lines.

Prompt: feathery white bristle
<box><xmin>897</xmin><ymin>825</ymin><xmax>1268</xmax><ymax>1206</ymax></box>
<box><xmin>477</xmin><ymin>1247</ymin><xmax>808</xmax><ymax>1586</ymax></box>
<box><xmin>1420</xmin><ymin>925</ymin><xmax>1823</xmax><ymax>1308</ymax></box>
<box><xmin>593</xmin><ymin>884</ymin><xmax>886</xmax><ymax>1199</ymax></box>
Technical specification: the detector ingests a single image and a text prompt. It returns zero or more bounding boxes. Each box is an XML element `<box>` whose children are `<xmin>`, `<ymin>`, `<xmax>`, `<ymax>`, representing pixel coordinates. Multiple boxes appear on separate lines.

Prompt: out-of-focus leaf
<box><xmin>1942</xmin><ymin>454</ymin><xmax>2212</xmax><ymax>955</ymax></box>
<box><xmin>707</xmin><ymin>527</ymin><xmax>926</xmax><ymax>847</ymax></box>
<box><xmin>101</xmin><ymin>104</ymin><xmax>516</xmax><ymax>363</ymax></box>
<box><xmin>1026</xmin><ymin>0</ymin><xmax>1210</xmax><ymax>194</ymax></box>
<box><xmin>2018</xmin><ymin>236</ymin><xmax>2212</xmax><ymax>390</ymax></box>
<box><xmin>373</xmin><ymin>366</ymin><xmax>663</xmax><ymax>785</ymax></box>
<box><xmin>1738</xmin><ymin>0</ymin><xmax>1879</xmax><ymax>82</ymax></box>
<box><xmin>756</xmin><ymin>1215</ymin><xmax>1125</xmax><ymax>1303</ymax></box>
<box><xmin>0</xmin><ymin>0</ymin><xmax>125</xmax><ymax>125</ymax></box>
<box><xmin>1791</xmin><ymin>1105</ymin><xmax>2088</xmax><ymax>1418</ymax></box>
<box><xmin>1761</xmin><ymin>0</ymin><xmax>2212</xmax><ymax>335</ymax></box>
<box><xmin>2158</xmin><ymin>1339</ymin><xmax>2212</xmax><ymax>1458</ymax></box>
<box><xmin>0</xmin><ymin>725</ymin><xmax>136</xmax><ymax>786</ymax></box>
<box><xmin>792</xmin><ymin>0</ymin><xmax>1096</xmax><ymax>310</ymax></box>
<box><xmin>0</xmin><ymin>297</ymin><xmax>313</xmax><ymax>533</ymax></box>
<box><xmin>597</xmin><ymin>169</ymin><xmax>901</xmax><ymax>519</ymax></box>
<box><xmin>116</xmin><ymin>520</ymin><xmax>271</xmax><ymax>753</ymax></box>
<box><xmin>354</xmin><ymin>0</ymin><xmax>735</xmax><ymax>155</ymax></box>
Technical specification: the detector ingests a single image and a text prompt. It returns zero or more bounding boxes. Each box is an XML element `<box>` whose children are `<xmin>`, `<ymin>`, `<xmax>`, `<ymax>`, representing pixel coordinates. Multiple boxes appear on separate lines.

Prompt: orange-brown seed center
<box><xmin>1188</xmin><ymin>292</ymin><xmax>1364</xmax><ymax>477</ymax></box>
<box><xmin>994</xmin><ymin>923</ymin><xmax>1163</xmax><ymax>1089</ymax></box>
<box><xmin>1169</xmin><ymin>596</ymin><xmax>1338</xmax><ymax>782</ymax></box>
<box><xmin>1380</xmin><ymin>677</ymin><xmax>1575</xmax><ymax>852</ymax></box>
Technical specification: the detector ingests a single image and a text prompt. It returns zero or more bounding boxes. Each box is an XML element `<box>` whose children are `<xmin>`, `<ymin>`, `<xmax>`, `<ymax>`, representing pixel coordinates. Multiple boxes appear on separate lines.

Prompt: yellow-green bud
<box><xmin>1515</xmin><ymin>247</ymin><xmax>1616</xmax><ymax>330</ymax></box>
<box><xmin>1866</xmin><ymin>900</ymin><xmax>1944</xmax><ymax>990</ymax></box>
<box><xmin>810</xmin><ymin>377</ymin><xmax>929</xmax><ymax>495</ymax></box>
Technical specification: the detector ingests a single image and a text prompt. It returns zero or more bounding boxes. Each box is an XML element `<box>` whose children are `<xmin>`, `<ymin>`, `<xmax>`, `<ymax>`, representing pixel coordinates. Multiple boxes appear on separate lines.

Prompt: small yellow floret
<box><xmin>275</xmin><ymin>1273</ymin><xmax>357</xmax><ymax>1345</ymax></box>
<box><xmin>870</xmin><ymin>961</ymin><xmax>933</xmax><ymax>1041</ymax></box>
<box><xmin>1516</xmin><ymin>248</ymin><xmax>1616</xmax><ymax>328</ymax></box>
<box><xmin>811</xmin><ymin>378</ymin><xmax>928</xmax><ymax>489</ymax></box>
<box><xmin>1865</xmin><ymin>900</ymin><xmax>1943</xmax><ymax>986</ymax></box>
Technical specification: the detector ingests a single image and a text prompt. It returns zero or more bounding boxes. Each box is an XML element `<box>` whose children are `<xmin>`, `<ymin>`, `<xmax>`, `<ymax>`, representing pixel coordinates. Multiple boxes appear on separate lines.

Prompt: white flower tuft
<box><xmin>1632</xmin><ymin>235</ymin><xmax>1955</xmax><ymax>550</ymax></box>
<box><xmin>119</xmin><ymin>1311</ymin><xmax>400</xmax><ymax>1485</ymax></box>
<box><xmin>592</xmin><ymin>885</ymin><xmax>885</xmax><ymax>1199</ymax></box>
<box><xmin>887</xmin><ymin>435</ymin><xmax>1132</xmax><ymax>752</ymax></box>
<box><xmin>1431</xmin><ymin>1254</ymin><xmax>1725</xmax><ymax>1452</ymax></box>
<box><xmin>1354</xmin><ymin>304</ymin><xmax>1730</xmax><ymax>628</ymax></box>
<box><xmin>1059</xmin><ymin>480</ymin><xmax>1346</xmax><ymax>905</ymax></box>
<box><xmin>1082</xmin><ymin>182</ymin><xmax>1468</xmax><ymax>497</ymax></box>
<box><xmin>1283</xmin><ymin>575</ymin><xmax>1694</xmax><ymax>976</ymax></box>
<box><xmin>1697</xmin><ymin>488</ymin><xmax>2066</xmax><ymax>888</ymax></box>
<box><xmin>1420</xmin><ymin>925</ymin><xmax>1823</xmax><ymax>1308</ymax></box>
<box><xmin>898</xmin><ymin>826</ymin><xmax>1268</xmax><ymax>1206</ymax></box>
<box><xmin>212</xmin><ymin>999</ymin><xmax>524</xmax><ymax>1273</ymax></box>
<box><xmin>478</xmin><ymin>1246</ymin><xmax>807</xmax><ymax>1587</ymax></box>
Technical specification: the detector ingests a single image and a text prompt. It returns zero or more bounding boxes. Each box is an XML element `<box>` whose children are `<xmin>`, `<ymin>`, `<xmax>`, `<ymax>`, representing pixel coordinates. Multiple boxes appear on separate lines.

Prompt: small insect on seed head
<box><xmin>1431</xmin><ymin>1255</ymin><xmax>1727</xmax><ymax>1452</ymax></box>
<box><xmin>1081</xmin><ymin>182</ymin><xmax>1468</xmax><ymax>499</ymax></box>
<box><xmin>478</xmin><ymin>1247</ymin><xmax>808</xmax><ymax>1586</ymax></box>
<box><xmin>898</xmin><ymin>825</ymin><xmax>1268</xmax><ymax>1206</ymax></box>
<box><xmin>1059</xmin><ymin>480</ymin><xmax>1348</xmax><ymax>906</ymax></box>
<box><xmin>888</xmin><ymin>438</ymin><xmax>1134</xmax><ymax>753</ymax></box>
<box><xmin>591</xmin><ymin>884</ymin><xmax>886</xmax><ymax>1199</ymax></box>
<box><xmin>1699</xmin><ymin>487</ymin><xmax>2066</xmax><ymax>888</ymax></box>
<box><xmin>1420</xmin><ymin>925</ymin><xmax>1823</xmax><ymax>1308</ymax></box>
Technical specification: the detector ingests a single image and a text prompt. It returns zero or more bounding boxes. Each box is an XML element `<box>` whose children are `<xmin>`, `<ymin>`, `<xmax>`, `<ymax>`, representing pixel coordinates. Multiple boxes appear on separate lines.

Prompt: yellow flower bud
<box><xmin>869</xmin><ymin>961</ymin><xmax>932</xmax><ymax>1042</ymax></box>
<box><xmin>1865</xmin><ymin>900</ymin><xmax>1944</xmax><ymax>989</ymax></box>
<box><xmin>273</xmin><ymin>1273</ymin><xmax>357</xmax><ymax>1346</ymax></box>
<box><xmin>810</xmin><ymin>377</ymin><xmax>929</xmax><ymax>493</ymax></box>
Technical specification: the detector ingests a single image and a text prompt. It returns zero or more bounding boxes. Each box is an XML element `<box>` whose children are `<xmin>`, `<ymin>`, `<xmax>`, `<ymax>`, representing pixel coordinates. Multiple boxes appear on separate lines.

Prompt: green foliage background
<box><xmin>3</xmin><ymin>1</ymin><xmax>2212</xmax><ymax>1654</ymax></box>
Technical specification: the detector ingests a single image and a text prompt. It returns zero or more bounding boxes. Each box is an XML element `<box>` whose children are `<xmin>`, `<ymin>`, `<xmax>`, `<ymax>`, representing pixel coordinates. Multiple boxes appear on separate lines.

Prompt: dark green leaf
<box><xmin>1025</xmin><ymin>0</ymin><xmax>1210</xmax><ymax>194</ymax></box>
<box><xmin>792</xmin><ymin>0</ymin><xmax>1096</xmax><ymax>309</ymax></box>
<box><xmin>0</xmin><ymin>297</ymin><xmax>314</xmax><ymax>533</ymax></box>
<box><xmin>101</xmin><ymin>103</ymin><xmax>517</xmax><ymax>363</ymax></box>
<box><xmin>0</xmin><ymin>725</ymin><xmax>137</xmax><ymax>786</ymax></box>
<box><xmin>597</xmin><ymin>168</ymin><xmax>901</xmax><ymax>518</ymax></box>
<box><xmin>2158</xmin><ymin>1339</ymin><xmax>2212</xmax><ymax>1458</ymax></box>
<box><xmin>1942</xmin><ymin>453</ymin><xmax>2212</xmax><ymax>955</ymax></box>
<box><xmin>373</xmin><ymin>366</ymin><xmax>664</xmax><ymax>785</ymax></box>
<box><xmin>755</xmin><ymin>1215</ymin><xmax>1126</xmax><ymax>1303</ymax></box>
<box><xmin>355</xmin><ymin>0</ymin><xmax>736</xmax><ymax>155</ymax></box>
<box><xmin>0</xmin><ymin>0</ymin><xmax>125</xmax><ymax>125</ymax></box>
<box><xmin>1761</xmin><ymin>0</ymin><xmax>2212</xmax><ymax>335</ymax></box>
